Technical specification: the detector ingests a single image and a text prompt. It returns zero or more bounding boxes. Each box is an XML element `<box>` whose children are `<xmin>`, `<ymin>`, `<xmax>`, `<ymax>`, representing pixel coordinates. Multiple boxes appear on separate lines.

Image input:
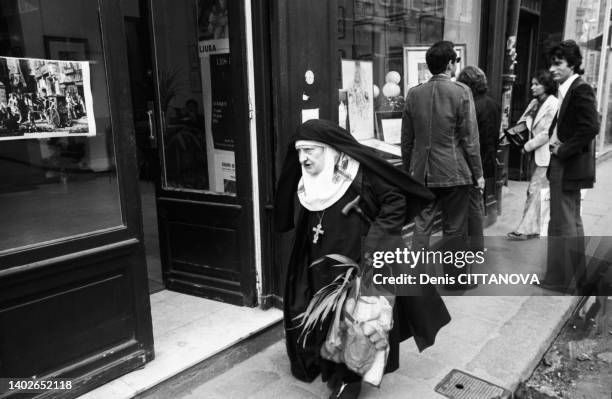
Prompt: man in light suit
<box><xmin>542</xmin><ymin>40</ymin><xmax>599</xmax><ymax>292</ymax></box>
<box><xmin>401</xmin><ymin>40</ymin><xmax>484</xmax><ymax>252</ymax></box>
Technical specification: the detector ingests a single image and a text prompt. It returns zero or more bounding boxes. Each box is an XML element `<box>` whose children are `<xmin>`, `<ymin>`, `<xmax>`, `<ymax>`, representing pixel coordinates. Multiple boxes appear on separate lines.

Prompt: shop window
<box><xmin>336</xmin><ymin>0</ymin><xmax>481</xmax><ymax>150</ymax></box>
<box><xmin>564</xmin><ymin>0</ymin><xmax>612</xmax><ymax>146</ymax></box>
<box><xmin>0</xmin><ymin>1</ymin><xmax>122</xmax><ymax>251</ymax></box>
<box><xmin>151</xmin><ymin>0</ymin><xmax>236</xmax><ymax>195</ymax></box>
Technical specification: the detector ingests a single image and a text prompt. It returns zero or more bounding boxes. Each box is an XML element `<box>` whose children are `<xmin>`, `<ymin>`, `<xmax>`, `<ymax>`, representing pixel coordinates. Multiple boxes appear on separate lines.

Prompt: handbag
<box><xmin>503</xmin><ymin>122</ymin><xmax>528</xmax><ymax>148</ymax></box>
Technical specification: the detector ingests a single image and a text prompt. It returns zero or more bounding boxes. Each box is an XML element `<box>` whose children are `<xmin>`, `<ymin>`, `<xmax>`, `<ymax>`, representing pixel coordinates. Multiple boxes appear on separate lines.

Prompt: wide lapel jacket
<box><xmin>532</xmin><ymin>95</ymin><xmax>556</xmax><ymax>131</ymax></box>
<box><xmin>545</xmin><ymin>75</ymin><xmax>599</xmax><ymax>190</ymax></box>
<box><xmin>549</xmin><ymin>77</ymin><xmax>584</xmax><ymax>137</ymax></box>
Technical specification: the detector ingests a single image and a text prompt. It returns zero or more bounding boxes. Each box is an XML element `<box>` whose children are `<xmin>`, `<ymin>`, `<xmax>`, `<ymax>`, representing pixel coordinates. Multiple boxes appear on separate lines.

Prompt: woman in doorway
<box><xmin>507</xmin><ymin>70</ymin><xmax>558</xmax><ymax>240</ymax></box>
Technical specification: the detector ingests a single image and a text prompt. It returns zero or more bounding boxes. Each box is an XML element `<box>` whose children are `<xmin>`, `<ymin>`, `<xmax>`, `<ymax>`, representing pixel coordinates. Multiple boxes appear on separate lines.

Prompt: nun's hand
<box><xmin>362</xmin><ymin>322</ymin><xmax>388</xmax><ymax>350</ymax></box>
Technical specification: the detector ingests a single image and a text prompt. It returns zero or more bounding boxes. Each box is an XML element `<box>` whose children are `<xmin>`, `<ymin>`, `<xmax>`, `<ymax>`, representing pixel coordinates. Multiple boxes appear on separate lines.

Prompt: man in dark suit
<box><xmin>542</xmin><ymin>40</ymin><xmax>599</xmax><ymax>292</ymax></box>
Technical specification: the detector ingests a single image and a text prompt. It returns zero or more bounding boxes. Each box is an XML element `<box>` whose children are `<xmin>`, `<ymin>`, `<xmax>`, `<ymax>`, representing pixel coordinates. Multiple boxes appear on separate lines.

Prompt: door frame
<box><xmin>147</xmin><ymin>0</ymin><xmax>257</xmax><ymax>306</ymax></box>
<box><xmin>256</xmin><ymin>0</ymin><xmax>339</xmax><ymax>308</ymax></box>
<box><xmin>250</xmin><ymin>0</ymin><xmax>278</xmax><ymax>309</ymax></box>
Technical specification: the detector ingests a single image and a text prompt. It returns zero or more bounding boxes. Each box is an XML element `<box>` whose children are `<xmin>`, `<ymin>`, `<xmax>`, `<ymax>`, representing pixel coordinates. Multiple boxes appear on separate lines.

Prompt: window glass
<box><xmin>564</xmin><ymin>0</ymin><xmax>612</xmax><ymax>146</ymax></box>
<box><xmin>152</xmin><ymin>0</ymin><xmax>237</xmax><ymax>195</ymax></box>
<box><xmin>564</xmin><ymin>0</ymin><xmax>607</xmax><ymax>92</ymax></box>
<box><xmin>0</xmin><ymin>0</ymin><xmax>122</xmax><ymax>251</ymax></box>
<box><xmin>337</xmin><ymin>0</ymin><xmax>481</xmax><ymax>144</ymax></box>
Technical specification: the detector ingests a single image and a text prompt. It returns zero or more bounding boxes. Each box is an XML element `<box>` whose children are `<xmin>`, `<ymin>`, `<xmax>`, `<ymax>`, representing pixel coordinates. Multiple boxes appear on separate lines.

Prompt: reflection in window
<box><xmin>337</xmin><ymin>0</ymin><xmax>481</xmax><ymax>143</ymax></box>
<box><xmin>564</xmin><ymin>0</ymin><xmax>612</xmax><ymax>145</ymax></box>
<box><xmin>153</xmin><ymin>0</ymin><xmax>236</xmax><ymax>195</ymax></box>
<box><xmin>0</xmin><ymin>0</ymin><xmax>122</xmax><ymax>252</ymax></box>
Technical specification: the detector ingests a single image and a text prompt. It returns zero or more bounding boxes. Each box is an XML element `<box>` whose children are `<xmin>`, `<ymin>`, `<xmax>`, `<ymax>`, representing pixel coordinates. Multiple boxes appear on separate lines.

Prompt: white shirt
<box><xmin>550</xmin><ymin>74</ymin><xmax>580</xmax><ymax>146</ymax></box>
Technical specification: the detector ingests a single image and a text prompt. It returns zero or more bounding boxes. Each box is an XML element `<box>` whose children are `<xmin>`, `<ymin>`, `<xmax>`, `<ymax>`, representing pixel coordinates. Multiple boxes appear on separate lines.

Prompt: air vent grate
<box><xmin>434</xmin><ymin>369</ymin><xmax>512</xmax><ymax>399</ymax></box>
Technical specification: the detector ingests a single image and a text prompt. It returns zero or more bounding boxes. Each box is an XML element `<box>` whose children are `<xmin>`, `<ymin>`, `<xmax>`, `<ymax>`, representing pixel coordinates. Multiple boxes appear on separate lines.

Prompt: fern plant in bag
<box><xmin>293</xmin><ymin>254</ymin><xmax>393</xmax><ymax>386</ymax></box>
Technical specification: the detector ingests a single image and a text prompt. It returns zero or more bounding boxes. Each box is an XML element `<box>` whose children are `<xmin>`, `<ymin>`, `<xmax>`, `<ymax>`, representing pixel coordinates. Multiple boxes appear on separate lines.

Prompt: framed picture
<box><xmin>403</xmin><ymin>46</ymin><xmax>430</xmax><ymax>94</ymax></box>
<box><xmin>403</xmin><ymin>44</ymin><xmax>466</xmax><ymax>94</ymax></box>
<box><xmin>44</xmin><ymin>36</ymin><xmax>90</xmax><ymax>60</ymax></box>
<box><xmin>375</xmin><ymin>111</ymin><xmax>402</xmax><ymax>145</ymax></box>
<box><xmin>353</xmin><ymin>24</ymin><xmax>374</xmax><ymax>58</ymax></box>
<box><xmin>341</xmin><ymin>59</ymin><xmax>374</xmax><ymax>141</ymax></box>
<box><xmin>454</xmin><ymin>44</ymin><xmax>466</xmax><ymax>76</ymax></box>
<box><xmin>418</xmin><ymin>15</ymin><xmax>444</xmax><ymax>43</ymax></box>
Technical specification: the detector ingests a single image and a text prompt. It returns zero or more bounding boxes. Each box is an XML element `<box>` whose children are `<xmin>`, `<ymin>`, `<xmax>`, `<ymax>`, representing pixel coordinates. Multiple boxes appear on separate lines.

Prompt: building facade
<box><xmin>0</xmin><ymin>0</ymin><xmax>610</xmax><ymax>397</ymax></box>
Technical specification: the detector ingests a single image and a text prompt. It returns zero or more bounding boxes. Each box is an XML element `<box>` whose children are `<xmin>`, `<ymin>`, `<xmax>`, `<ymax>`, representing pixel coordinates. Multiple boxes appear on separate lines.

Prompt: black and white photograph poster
<box><xmin>0</xmin><ymin>56</ymin><xmax>95</xmax><ymax>141</ymax></box>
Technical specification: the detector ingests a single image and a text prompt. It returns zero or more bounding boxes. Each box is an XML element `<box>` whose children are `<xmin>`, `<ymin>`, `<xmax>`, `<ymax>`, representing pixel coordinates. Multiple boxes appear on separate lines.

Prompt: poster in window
<box><xmin>44</xmin><ymin>36</ymin><xmax>89</xmax><ymax>62</ymax></box>
<box><xmin>341</xmin><ymin>59</ymin><xmax>374</xmax><ymax>141</ymax></box>
<box><xmin>209</xmin><ymin>53</ymin><xmax>233</xmax><ymax>151</ymax></box>
<box><xmin>403</xmin><ymin>45</ymin><xmax>465</xmax><ymax>94</ymax></box>
<box><xmin>218</xmin><ymin>151</ymin><xmax>236</xmax><ymax>194</ymax></box>
<box><xmin>198</xmin><ymin>0</ymin><xmax>229</xmax><ymax>40</ymax></box>
<box><xmin>0</xmin><ymin>56</ymin><xmax>95</xmax><ymax>141</ymax></box>
<box><xmin>198</xmin><ymin>17</ymin><xmax>234</xmax><ymax>194</ymax></box>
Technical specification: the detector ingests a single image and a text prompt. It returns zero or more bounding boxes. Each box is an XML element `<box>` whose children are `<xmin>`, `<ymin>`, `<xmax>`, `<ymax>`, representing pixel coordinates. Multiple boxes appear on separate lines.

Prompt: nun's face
<box><xmin>296</xmin><ymin>144</ymin><xmax>325</xmax><ymax>176</ymax></box>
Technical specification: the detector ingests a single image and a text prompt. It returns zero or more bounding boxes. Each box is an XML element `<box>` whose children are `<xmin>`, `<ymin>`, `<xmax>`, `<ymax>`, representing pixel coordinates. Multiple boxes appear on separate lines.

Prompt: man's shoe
<box><xmin>507</xmin><ymin>231</ymin><xmax>528</xmax><ymax>241</ymax></box>
<box><xmin>329</xmin><ymin>381</ymin><xmax>362</xmax><ymax>399</ymax></box>
<box><xmin>444</xmin><ymin>282</ymin><xmax>478</xmax><ymax>291</ymax></box>
<box><xmin>326</xmin><ymin>372</ymin><xmax>342</xmax><ymax>390</ymax></box>
<box><xmin>533</xmin><ymin>279</ymin><xmax>567</xmax><ymax>293</ymax></box>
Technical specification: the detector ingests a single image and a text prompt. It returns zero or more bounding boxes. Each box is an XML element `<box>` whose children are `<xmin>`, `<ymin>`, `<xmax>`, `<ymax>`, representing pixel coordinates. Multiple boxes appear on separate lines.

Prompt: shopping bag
<box><xmin>320</xmin><ymin>295</ymin><xmax>393</xmax><ymax>386</ymax></box>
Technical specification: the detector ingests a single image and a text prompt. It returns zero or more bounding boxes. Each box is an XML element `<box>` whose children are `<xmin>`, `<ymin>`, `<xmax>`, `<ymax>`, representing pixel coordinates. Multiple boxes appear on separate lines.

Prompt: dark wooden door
<box><xmin>509</xmin><ymin>10</ymin><xmax>540</xmax><ymax>181</ymax></box>
<box><xmin>149</xmin><ymin>0</ymin><xmax>256</xmax><ymax>306</ymax></box>
<box><xmin>266</xmin><ymin>0</ymin><xmax>339</xmax><ymax>306</ymax></box>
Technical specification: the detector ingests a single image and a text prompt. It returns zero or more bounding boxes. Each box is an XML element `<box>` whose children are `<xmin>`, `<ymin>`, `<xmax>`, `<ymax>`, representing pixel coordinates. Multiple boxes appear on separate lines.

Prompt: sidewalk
<box><xmin>175</xmin><ymin>158</ymin><xmax>612</xmax><ymax>399</ymax></box>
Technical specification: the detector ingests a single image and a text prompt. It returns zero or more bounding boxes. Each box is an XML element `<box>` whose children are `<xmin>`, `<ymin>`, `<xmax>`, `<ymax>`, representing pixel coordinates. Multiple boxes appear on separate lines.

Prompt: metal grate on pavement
<box><xmin>434</xmin><ymin>369</ymin><xmax>512</xmax><ymax>399</ymax></box>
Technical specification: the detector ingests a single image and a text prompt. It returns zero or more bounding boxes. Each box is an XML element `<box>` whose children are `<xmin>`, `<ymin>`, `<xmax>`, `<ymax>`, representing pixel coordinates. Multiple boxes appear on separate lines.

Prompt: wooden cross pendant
<box><xmin>312</xmin><ymin>223</ymin><xmax>324</xmax><ymax>244</ymax></box>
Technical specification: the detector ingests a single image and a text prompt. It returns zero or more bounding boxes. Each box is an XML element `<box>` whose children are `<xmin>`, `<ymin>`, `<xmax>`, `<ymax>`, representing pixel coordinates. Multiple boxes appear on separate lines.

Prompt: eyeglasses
<box><xmin>453</xmin><ymin>57</ymin><xmax>462</xmax><ymax>64</ymax></box>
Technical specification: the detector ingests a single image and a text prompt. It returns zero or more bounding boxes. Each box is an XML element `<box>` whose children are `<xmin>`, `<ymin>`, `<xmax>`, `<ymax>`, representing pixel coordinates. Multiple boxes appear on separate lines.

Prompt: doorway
<box><xmin>124</xmin><ymin>1</ymin><xmax>164</xmax><ymax>294</ymax></box>
<box><xmin>509</xmin><ymin>9</ymin><xmax>540</xmax><ymax>181</ymax></box>
<box><xmin>123</xmin><ymin>0</ymin><xmax>257</xmax><ymax>305</ymax></box>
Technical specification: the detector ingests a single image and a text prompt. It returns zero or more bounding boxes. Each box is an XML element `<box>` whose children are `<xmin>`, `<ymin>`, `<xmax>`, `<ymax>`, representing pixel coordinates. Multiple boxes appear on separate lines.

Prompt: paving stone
<box><xmin>440</xmin><ymin>310</ymin><xmax>501</xmax><ymax>347</ymax></box>
<box><xmin>467</xmin><ymin>296</ymin><xmax>579</xmax><ymax>388</ymax></box>
<box><xmin>248</xmin><ymin>382</ymin><xmax>323</xmax><ymax>399</ymax></box>
<box><xmin>361</xmin><ymin>373</ymin><xmax>442</xmax><ymax>399</ymax></box>
<box><xmin>596</xmin><ymin>351</ymin><xmax>612</xmax><ymax>363</ymax></box>
<box><xmin>395</xmin><ymin>350</ymin><xmax>448</xmax><ymax>382</ymax></box>
<box><xmin>442</xmin><ymin>296</ymin><xmax>526</xmax><ymax>325</ymax></box>
<box><xmin>418</xmin><ymin>334</ymin><xmax>481</xmax><ymax>370</ymax></box>
<box><xmin>203</xmin><ymin>370</ymin><xmax>281</xmax><ymax>399</ymax></box>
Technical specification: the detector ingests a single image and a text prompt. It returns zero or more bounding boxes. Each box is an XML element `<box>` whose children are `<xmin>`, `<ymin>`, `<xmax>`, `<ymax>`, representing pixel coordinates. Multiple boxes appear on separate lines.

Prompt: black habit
<box><xmin>275</xmin><ymin>119</ymin><xmax>451</xmax><ymax>383</ymax></box>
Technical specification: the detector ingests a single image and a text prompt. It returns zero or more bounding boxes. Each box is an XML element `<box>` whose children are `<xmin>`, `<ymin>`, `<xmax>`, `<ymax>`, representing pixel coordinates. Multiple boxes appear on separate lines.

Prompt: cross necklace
<box><xmin>312</xmin><ymin>210</ymin><xmax>325</xmax><ymax>244</ymax></box>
